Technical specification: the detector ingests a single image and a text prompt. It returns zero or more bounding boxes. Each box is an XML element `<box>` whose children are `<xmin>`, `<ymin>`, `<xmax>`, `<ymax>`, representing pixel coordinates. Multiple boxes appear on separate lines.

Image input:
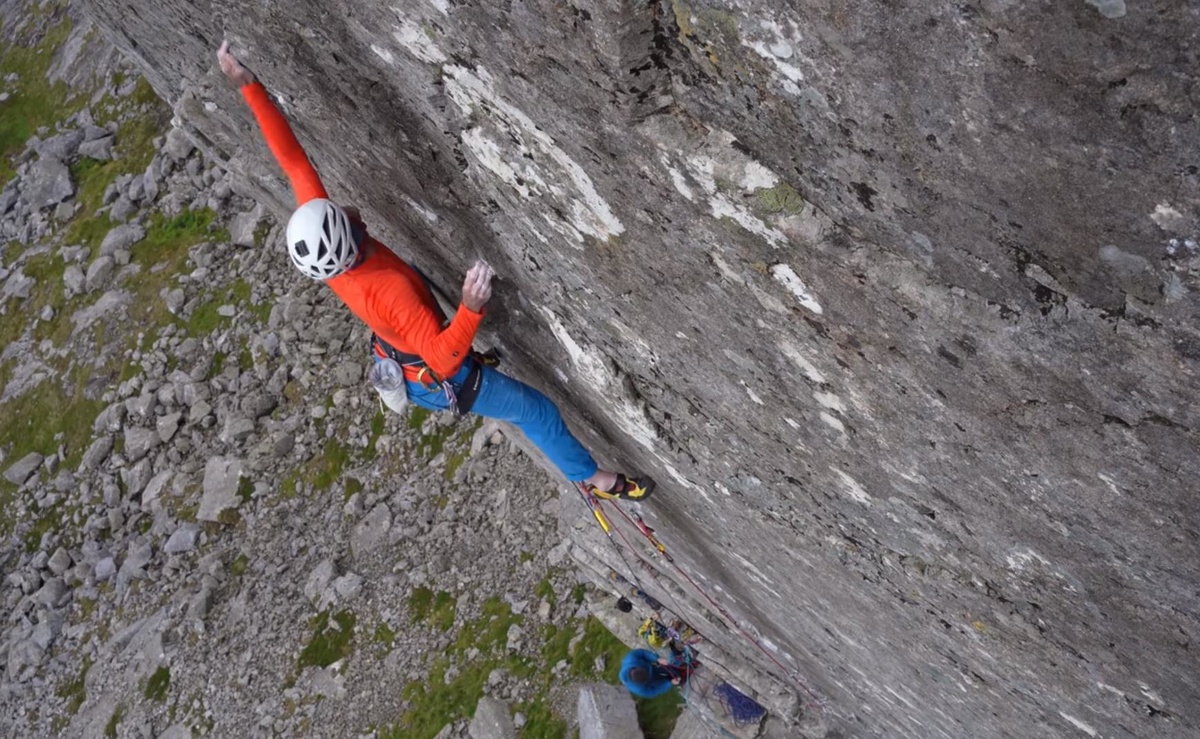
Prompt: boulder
<box><xmin>79</xmin><ymin>436</ymin><xmax>114</xmax><ymax>472</ymax></box>
<box><xmin>123</xmin><ymin>427</ymin><xmax>161</xmax><ymax>463</ymax></box>
<box><xmin>351</xmin><ymin>504</ymin><xmax>392</xmax><ymax>558</ymax></box>
<box><xmin>62</xmin><ymin>264</ymin><xmax>85</xmax><ymax>296</ymax></box>
<box><xmin>577</xmin><ymin>684</ymin><xmax>642</xmax><ymax>739</ymax></box>
<box><xmin>197</xmin><ymin>456</ymin><xmax>244</xmax><ymax>522</ymax></box>
<box><xmin>98</xmin><ymin>223</ymin><xmax>145</xmax><ymax>258</ymax></box>
<box><xmin>77</xmin><ymin>136</ymin><xmax>115</xmax><ymax>161</ymax></box>
<box><xmin>468</xmin><ymin>697</ymin><xmax>517</xmax><ymax>739</ymax></box>
<box><xmin>23</xmin><ymin>157</ymin><xmax>74</xmax><ymax>209</ymax></box>
<box><xmin>84</xmin><ymin>255</ymin><xmax>115</xmax><ymax>293</ymax></box>
<box><xmin>4</xmin><ymin>452</ymin><xmax>45</xmax><ymax>486</ymax></box>
<box><xmin>37</xmin><ymin>130</ymin><xmax>84</xmax><ymax>161</ymax></box>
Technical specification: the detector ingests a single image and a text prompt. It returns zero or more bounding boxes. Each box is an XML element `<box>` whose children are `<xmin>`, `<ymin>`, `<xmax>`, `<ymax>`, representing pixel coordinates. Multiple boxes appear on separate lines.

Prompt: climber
<box><xmin>619</xmin><ymin>647</ymin><xmax>694</xmax><ymax>699</ymax></box>
<box><xmin>216</xmin><ymin>41</ymin><xmax>654</xmax><ymax>500</ymax></box>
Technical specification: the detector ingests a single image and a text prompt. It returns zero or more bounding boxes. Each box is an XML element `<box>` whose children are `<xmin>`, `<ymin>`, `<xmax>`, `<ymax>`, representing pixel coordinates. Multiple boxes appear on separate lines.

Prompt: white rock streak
<box><xmin>770</xmin><ymin>263</ymin><xmax>823</xmax><ymax>314</ymax></box>
<box><xmin>444</xmin><ymin>65</ymin><xmax>625</xmax><ymax>243</ymax></box>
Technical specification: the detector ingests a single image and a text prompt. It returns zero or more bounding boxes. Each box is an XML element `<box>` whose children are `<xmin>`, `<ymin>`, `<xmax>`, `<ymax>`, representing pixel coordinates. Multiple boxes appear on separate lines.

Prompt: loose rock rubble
<box><xmin>0</xmin><ymin>6</ymin><xmax>643</xmax><ymax>738</ymax></box>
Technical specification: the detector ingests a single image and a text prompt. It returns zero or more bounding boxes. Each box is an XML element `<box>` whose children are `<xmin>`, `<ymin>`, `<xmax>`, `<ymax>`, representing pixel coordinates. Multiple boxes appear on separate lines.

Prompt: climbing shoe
<box><xmin>589</xmin><ymin>473</ymin><xmax>656</xmax><ymax>501</ymax></box>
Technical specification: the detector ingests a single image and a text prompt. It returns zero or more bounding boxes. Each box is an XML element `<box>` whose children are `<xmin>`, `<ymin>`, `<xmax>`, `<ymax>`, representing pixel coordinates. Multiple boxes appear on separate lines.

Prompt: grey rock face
<box><xmin>23</xmin><ymin>157</ymin><xmax>75</xmax><ymax>209</ymax></box>
<box><xmin>4</xmin><ymin>452</ymin><xmax>44</xmax><ymax>485</ymax></box>
<box><xmin>83</xmin><ymin>1</ymin><xmax>1200</xmax><ymax>736</ymax></box>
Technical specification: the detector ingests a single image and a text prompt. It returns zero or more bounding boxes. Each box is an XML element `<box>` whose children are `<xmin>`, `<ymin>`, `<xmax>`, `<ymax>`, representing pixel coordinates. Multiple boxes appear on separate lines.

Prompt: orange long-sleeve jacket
<box><xmin>240</xmin><ymin>81</ymin><xmax>482</xmax><ymax>378</ymax></box>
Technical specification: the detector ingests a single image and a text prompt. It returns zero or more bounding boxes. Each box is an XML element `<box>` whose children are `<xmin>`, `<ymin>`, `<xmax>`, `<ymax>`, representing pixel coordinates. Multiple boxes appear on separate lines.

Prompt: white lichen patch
<box><xmin>741</xmin><ymin>381</ymin><xmax>765</xmax><ymax>405</ymax></box>
<box><xmin>369</xmin><ymin>44</ymin><xmax>395</xmax><ymax>65</ymax></box>
<box><xmin>813</xmin><ymin>391</ymin><xmax>845</xmax><ymax>412</ymax></box>
<box><xmin>1150</xmin><ymin>202</ymin><xmax>1185</xmax><ymax>232</ymax></box>
<box><xmin>445</xmin><ymin>64</ymin><xmax>625</xmax><ymax>243</ymax></box>
<box><xmin>402</xmin><ymin>195</ymin><xmax>439</xmax><ymax>223</ymax></box>
<box><xmin>1059</xmin><ymin>712</ymin><xmax>1099</xmax><ymax>737</ymax></box>
<box><xmin>390</xmin><ymin>15</ymin><xmax>447</xmax><ymax>64</ymax></box>
<box><xmin>740</xmin><ymin>160</ymin><xmax>779</xmax><ymax>191</ymax></box>
<box><xmin>777</xmin><ymin>340</ymin><xmax>826</xmax><ymax>384</ymax></box>
<box><xmin>832</xmin><ymin>468</ymin><xmax>872</xmax><ymax>505</ymax></box>
<box><xmin>710</xmin><ymin>197</ymin><xmax>787</xmax><ymax>246</ymax></box>
<box><xmin>1086</xmin><ymin>0</ymin><xmax>1126</xmax><ymax>19</ymax></box>
<box><xmin>769</xmin><ymin>263</ymin><xmax>823</xmax><ymax>314</ymax></box>
<box><xmin>742</xmin><ymin>18</ymin><xmax>813</xmax><ymax>96</ymax></box>
<box><xmin>819</xmin><ymin>411</ymin><xmax>845</xmax><ymax>434</ymax></box>
<box><xmin>539</xmin><ymin>308</ymin><xmax>655</xmax><ymax>449</ymax></box>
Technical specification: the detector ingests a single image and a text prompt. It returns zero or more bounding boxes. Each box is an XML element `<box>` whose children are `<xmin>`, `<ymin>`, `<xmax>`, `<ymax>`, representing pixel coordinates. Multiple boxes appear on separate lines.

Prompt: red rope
<box><xmin>598</xmin><ymin>498</ymin><xmax>826</xmax><ymax>709</ymax></box>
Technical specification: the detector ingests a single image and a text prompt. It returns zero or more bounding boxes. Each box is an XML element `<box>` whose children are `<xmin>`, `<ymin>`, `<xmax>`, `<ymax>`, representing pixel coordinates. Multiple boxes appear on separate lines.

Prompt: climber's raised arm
<box><xmin>217</xmin><ymin>40</ymin><xmax>327</xmax><ymax>205</ymax></box>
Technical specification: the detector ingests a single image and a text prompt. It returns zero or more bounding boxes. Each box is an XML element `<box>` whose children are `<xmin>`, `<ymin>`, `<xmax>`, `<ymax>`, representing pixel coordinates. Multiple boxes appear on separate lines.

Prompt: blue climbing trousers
<box><xmin>404</xmin><ymin>361</ymin><xmax>598</xmax><ymax>482</ymax></box>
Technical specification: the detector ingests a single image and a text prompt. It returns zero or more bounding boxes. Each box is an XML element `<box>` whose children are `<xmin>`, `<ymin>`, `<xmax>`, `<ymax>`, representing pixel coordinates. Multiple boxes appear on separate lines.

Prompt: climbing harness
<box><xmin>371</xmin><ymin>334</ymin><xmax>499</xmax><ymax>415</ymax></box>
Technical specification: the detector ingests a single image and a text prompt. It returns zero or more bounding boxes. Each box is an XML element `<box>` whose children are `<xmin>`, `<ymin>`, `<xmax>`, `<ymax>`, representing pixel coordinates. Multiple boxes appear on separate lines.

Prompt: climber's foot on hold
<box><xmin>589</xmin><ymin>473</ymin><xmax>656</xmax><ymax>501</ymax></box>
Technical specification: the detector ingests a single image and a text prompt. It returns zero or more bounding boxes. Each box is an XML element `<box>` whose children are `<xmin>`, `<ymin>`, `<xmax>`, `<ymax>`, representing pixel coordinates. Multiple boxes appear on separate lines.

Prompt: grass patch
<box><xmin>450</xmin><ymin>596</ymin><xmax>522</xmax><ymax>656</ymax></box>
<box><xmin>297</xmin><ymin>609</ymin><xmax>357</xmax><ymax>670</ymax></box>
<box><xmin>0</xmin><ymin>12</ymin><xmax>79</xmax><ymax>185</ymax></box>
<box><xmin>143</xmin><ymin>665</ymin><xmax>170</xmax><ymax>702</ymax></box>
<box><xmin>310</xmin><ymin>438</ymin><xmax>350</xmax><ymax>491</ymax></box>
<box><xmin>408</xmin><ymin>587</ymin><xmax>457</xmax><ymax>631</ymax></box>
<box><xmin>23</xmin><ymin>505</ymin><xmax>61</xmax><ymax>553</ymax></box>
<box><xmin>56</xmin><ymin>657</ymin><xmax>90</xmax><ymax>716</ymax></box>
<box><xmin>516</xmin><ymin>698</ymin><xmax>568</xmax><ymax>739</ymax></box>
<box><xmin>0</xmin><ymin>363</ymin><xmax>107</xmax><ymax>533</ymax></box>
<box><xmin>407</xmin><ymin>406</ymin><xmax>431</xmax><ymax>431</ymax></box>
<box><xmin>535</xmin><ymin>575</ymin><xmax>556</xmax><ymax>607</ymax></box>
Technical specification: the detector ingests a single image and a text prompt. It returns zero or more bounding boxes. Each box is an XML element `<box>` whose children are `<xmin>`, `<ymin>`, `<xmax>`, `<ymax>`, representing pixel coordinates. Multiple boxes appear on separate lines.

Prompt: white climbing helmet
<box><xmin>285</xmin><ymin>199</ymin><xmax>359</xmax><ymax>280</ymax></box>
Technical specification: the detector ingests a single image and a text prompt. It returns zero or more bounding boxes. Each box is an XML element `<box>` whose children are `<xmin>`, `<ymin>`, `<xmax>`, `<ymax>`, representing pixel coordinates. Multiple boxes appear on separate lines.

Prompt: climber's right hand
<box><xmin>461</xmin><ymin>260</ymin><xmax>495</xmax><ymax>313</ymax></box>
<box><xmin>217</xmin><ymin>40</ymin><xmax>257</xmax><ymax>87</ymax></box>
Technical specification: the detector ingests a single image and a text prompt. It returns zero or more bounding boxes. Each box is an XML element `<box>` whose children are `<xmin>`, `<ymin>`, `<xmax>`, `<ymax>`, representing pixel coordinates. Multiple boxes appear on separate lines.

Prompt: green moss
<box><xmin>236</xmin><ymin>475</ymin><xmax>254</xmax><ymax>504</ymax></box>
<box><xmin>363</xmin><ymin>411</ymin><xmax>386</xmax><ymax>460</ymax></box>
<box><xmin>408</xmin><ymin>587</ymin><xmax>434</xmax><ymax>623</ymax></box>
<box><xmin>373</xmin><ymin>621</ymin><xmax>396</xmax><ymax>651</ymax></box>
<box><xmin>635</xmin><ymin>692</ymin><xmax>686</xmax><ymax>739</ymax></box>
<box><xmin>56</xmin><ymin>656</ymin><xmax>90</xmax><ymax>716</ymax></box>
<box><xmin>344</xmin><ymin>476</ymin><xmax>363</xmax><ymax>502</ymax></box>
<box><xmin>103</xmin><ymin>703</ymin><xmax>124</xmax><ymax>739</ymax></box>
<box><xmin>571</xmin><ymin>584</ymin><xmax>587</xmax><ymax>605</ymax></box>
<box><xmin>518</xmin><ymin>551</ymin><xmax>535</xmax><ymax>564</ymax></box>
<box><xmin>230</xmin><ymin>553</ymin><xmax>249</xmax><ymax>577</ymax></box>
<box><xmin>407</xmin><ymin>406</ymin><xmax>431</xmax><ymax>431</ymax></box>
<box><xmin>568</xmin><ymin>617</ymin><xmax>628</xmax><ymax>681</ymax></box>
<box><xmin>297</xmin><ymin>610</ymin><xmax>357</xmax><ymax>670</ymax></box>
<box><xmin>535</xmin><ymin>575</ymin><xmax>556</xmax><ymax>607</ymax></box>
<box><xmin>310</xmin><ymin>437</ymin><xmax>349</xmax><ymax>491</ymax></box>
<box><xmin>754</xmin><ymin>181</ymin><xmax>806</xmax><ymax>216</ymax></box>
<box><xmin>450</xmin><ymin>596</ymin><xmax>522</xmax><ymax>656</ymax></box>
<box><xmin>252</xmin><ymin>220</ymin><xmax>271</xmax><ymax>248</ymax></box>
<box><xmin>143</xmin><ymin>665</ymin><xmax>170</xmax><ymax>702</ymax></box>
<box><xmin>61</xmin><ymin>213</ymin><xmax>112</xmax><ymax>254</ymax></box>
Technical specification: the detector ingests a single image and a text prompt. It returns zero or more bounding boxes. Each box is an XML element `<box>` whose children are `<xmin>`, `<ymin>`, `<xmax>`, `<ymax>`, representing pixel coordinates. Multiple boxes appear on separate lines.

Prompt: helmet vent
<box><xmin>293</xmin><ymin>240</ymin><xmax>309</xmax><ymax>257</ymax></box>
